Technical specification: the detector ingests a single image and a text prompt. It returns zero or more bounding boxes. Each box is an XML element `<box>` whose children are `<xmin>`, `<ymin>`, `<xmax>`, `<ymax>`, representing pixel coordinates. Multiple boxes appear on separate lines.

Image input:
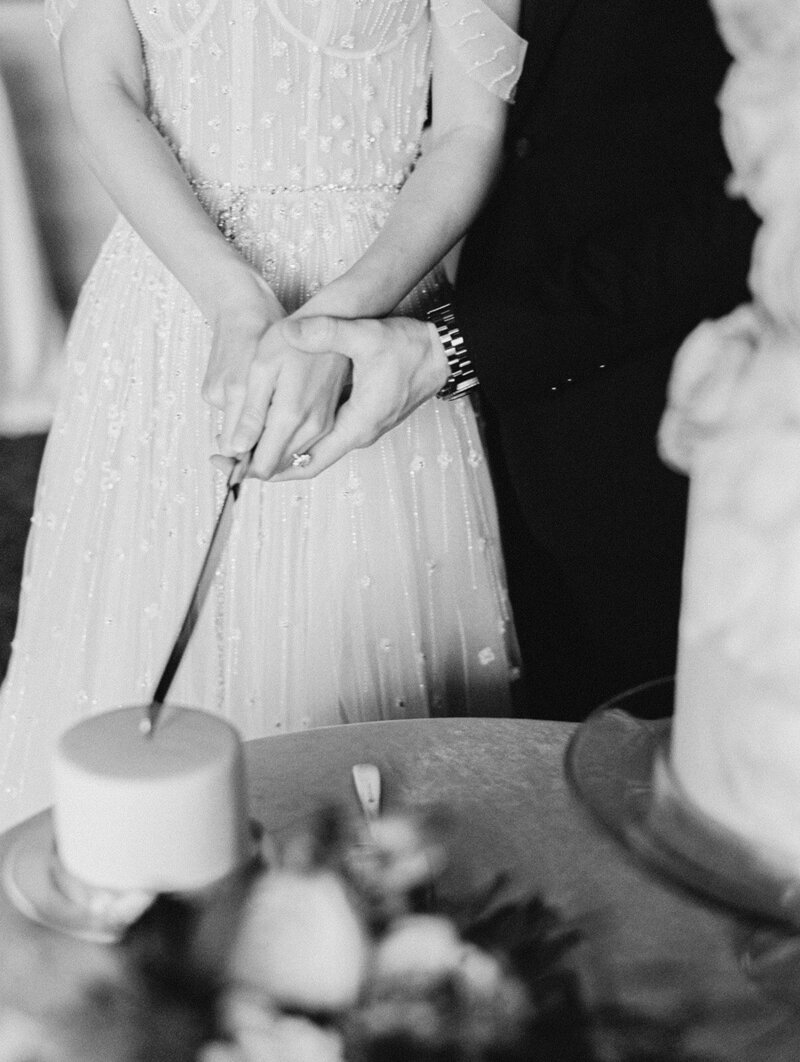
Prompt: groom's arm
<box><xmin>261</xmin><ymin>167</ymin><xmax>757</xmax><ymax>480</ymax></box>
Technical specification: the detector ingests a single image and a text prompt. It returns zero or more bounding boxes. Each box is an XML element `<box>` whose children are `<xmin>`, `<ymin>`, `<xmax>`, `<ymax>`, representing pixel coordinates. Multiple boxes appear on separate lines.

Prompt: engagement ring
<box><xmin>291</xmin><ymin>452</ymin><xmax>312</xmax><ymax>468</ymax></box>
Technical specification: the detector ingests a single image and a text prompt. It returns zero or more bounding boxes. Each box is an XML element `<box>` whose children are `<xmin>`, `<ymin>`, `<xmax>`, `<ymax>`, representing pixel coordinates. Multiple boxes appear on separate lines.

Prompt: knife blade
<box><xmin>141</xmin><ymin>454</ymin><xmax>251</xmax><ymax>735</ymax></box>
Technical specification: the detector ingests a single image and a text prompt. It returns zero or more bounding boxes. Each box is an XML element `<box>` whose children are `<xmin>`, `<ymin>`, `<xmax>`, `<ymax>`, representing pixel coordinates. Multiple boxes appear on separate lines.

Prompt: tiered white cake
<box><xmin>658</xmin><ymin>0</ymin><xmax>800</xmax><ymax>875</ymax></box>
<box><xmin>52</xmin><ymin>705</ymin><xmax>251</xmax><ymax>892</ymax></box>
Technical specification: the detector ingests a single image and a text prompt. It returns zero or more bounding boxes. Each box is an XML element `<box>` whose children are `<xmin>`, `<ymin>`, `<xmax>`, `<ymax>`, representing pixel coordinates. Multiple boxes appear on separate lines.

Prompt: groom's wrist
<box><xmin>424</xmin><ymin>322</ymin><xmax>452</xmax><ymax>390</ymax></box>
<box><xmin>426</xmin><ymin>302</ymin><xmax>479</xmax><ymax>401</ymax></box>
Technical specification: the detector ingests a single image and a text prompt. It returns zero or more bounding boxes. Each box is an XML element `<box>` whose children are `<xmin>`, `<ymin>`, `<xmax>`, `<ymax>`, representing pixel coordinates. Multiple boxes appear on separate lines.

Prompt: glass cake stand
<box><xmin>565</xmin><ymin>677</ymin><xmax>800</xmax><ymax>1002</ymax></box>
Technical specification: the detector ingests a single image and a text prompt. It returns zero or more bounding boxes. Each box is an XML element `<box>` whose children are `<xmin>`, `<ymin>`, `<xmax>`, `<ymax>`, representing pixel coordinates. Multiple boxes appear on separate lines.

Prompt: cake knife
<box><xmin>142</xmin><ymin>453</ymin><xmax>251</xmax><ymax>736</ymax></box>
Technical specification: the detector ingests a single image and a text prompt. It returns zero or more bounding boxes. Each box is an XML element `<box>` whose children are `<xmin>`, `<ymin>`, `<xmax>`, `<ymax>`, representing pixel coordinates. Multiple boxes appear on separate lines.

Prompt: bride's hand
<box><xmin>214</xmin><ymin>316</ymin><xmax>351</xmax><ymax>478</ymax></box>
<box><xmin>200</xmin><ymin>274</ymin><xmax>287</xmax><ymax>443</ymax></box>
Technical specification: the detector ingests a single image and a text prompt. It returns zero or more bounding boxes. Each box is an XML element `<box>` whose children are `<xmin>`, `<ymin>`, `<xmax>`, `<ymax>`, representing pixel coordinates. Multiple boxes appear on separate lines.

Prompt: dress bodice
<box><xmin>132</xmin><ymin>0</ymin><xmax>433</xmax><ymax>192</ymax></box>
<box><xmin>46</xmin><ymin>0</ymin><xmax>526</xmax><ymax>195</ymax></box>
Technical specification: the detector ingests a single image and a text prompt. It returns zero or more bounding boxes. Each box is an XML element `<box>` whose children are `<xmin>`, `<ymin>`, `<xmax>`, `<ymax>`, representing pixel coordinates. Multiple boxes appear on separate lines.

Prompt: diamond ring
<box><xmin>291</xmin><ymin>451</ymin><xmax>312</xmax><ymax>468</ymax></box>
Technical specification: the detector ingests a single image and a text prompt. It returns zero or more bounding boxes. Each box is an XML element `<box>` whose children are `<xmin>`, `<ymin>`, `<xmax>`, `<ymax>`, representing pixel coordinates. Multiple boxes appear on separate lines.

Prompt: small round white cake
<box><xmin>52</xmin><ymin>705</ymin><xmax>252</xmax><ymax>892</ymax></box>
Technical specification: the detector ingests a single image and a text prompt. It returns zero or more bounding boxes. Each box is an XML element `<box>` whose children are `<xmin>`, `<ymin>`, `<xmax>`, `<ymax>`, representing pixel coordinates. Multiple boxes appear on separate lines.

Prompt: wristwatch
<box><xmin>426</xmin><ymin>301</ymin><xmax>479</xmax><ymax>401</ymax></box>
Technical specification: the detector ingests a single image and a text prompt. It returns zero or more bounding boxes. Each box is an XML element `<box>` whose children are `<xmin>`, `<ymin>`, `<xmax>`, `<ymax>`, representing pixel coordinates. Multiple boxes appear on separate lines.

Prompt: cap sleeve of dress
<box><xmin>430</xmin><ymin>0</ymin><xmax>528</xmax><ymax>102</ymax></box>
<box><xmin>44</xmin><ymin>0</ymin><xmax>79</xmax><ymax>44</ymax></box>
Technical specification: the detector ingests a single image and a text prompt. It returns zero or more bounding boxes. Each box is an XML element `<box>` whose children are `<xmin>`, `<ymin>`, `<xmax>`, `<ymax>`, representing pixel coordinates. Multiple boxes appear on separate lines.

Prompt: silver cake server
<box><xmin>142</xmin><ymin>453</ymin><xmax>251</xmax><ymax>736</ymax></box>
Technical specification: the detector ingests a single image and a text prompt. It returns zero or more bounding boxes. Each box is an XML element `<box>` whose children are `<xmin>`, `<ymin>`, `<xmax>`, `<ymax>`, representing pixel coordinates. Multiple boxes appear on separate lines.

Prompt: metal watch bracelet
<box><xmin>426</xmin><ymin>301</ymin><xmax>479</xmax><ymax>401</ymax></box>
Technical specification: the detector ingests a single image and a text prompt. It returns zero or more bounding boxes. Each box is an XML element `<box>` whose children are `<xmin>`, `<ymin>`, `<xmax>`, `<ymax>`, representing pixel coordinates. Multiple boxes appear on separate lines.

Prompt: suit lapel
<box><xmin>513</xmin><ymin>0</ymin><xmax>582</xmax><ymax>118</ymax></box>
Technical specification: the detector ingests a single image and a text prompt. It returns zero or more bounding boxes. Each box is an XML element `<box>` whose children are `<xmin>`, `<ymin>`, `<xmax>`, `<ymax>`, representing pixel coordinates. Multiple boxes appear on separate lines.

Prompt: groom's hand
<box><xmin>263</xmin><ymin>316</ymin><xmax>450</xmax><ymax>480</ymax></box>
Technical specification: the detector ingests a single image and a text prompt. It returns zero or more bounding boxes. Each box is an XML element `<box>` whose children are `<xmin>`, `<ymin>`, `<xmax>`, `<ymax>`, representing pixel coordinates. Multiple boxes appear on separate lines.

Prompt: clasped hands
<box><xmin>203</xmin><ymin>294</ymin><xmax>450</xmax><ymax>482</ymax></box>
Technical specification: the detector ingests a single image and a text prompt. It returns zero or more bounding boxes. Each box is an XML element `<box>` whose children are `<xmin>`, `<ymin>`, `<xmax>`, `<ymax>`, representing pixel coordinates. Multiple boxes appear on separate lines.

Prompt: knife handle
<box><xmin>228</xmin><ymin>451</ymin><xmax>252</xmax><ymax>493</ymax></box>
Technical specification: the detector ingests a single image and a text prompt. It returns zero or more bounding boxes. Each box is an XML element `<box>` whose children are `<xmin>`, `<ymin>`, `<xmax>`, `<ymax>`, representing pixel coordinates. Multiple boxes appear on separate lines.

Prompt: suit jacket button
<box><xmin>514</xmin><ymin>136</ymin><xmax>532</xmax><ymax>159</ymax></box>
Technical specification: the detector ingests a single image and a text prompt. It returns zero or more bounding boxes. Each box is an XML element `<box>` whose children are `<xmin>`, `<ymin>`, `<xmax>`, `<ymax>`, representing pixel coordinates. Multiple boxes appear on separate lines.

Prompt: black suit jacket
<box><xmin>453</xmin><ymin>0</ymin><xmax>758</xmax><ymax>716</ymax></box>
<box><xmin>457</xmin><ymin>0</ymin><xmax>756</xmax><ymax>398</ymax></box>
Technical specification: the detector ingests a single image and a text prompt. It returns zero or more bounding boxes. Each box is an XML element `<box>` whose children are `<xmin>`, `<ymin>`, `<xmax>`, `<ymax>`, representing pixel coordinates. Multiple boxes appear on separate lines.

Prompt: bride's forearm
<box><xmin>294</xmin><ymin>125</ymin><xmax>504</xmax><ymax>322</ymax></box>
<box><xmin>59</xmin><ymin>22</ymin><xmax>266</xmax><ymax>321</ymax></box>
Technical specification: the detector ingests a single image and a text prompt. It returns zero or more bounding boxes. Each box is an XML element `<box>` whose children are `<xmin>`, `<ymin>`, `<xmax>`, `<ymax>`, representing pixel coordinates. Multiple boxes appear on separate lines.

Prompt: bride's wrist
<box><xmin>198</xmin><ymin>266</ymin><xmax>281</xmax><ymax>330</ymax></box>
<box><xmin>294</xmin><ymin>271</ymin><xmax>394</xmax><ymax>322</ymax></box>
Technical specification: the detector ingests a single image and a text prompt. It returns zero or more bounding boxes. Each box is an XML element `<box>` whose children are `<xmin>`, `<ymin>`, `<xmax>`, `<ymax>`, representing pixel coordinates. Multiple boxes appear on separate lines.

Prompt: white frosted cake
<box><xmin>655</xmin><ymin>0</ymin><xmax>800</xmax><ymax>877</ymax></box>
<box><xmin>52</xmin><ymin>705</ymin><xmax>252</xmax><ymax>892</ymax></box>
<box><xmin>660</xmin><ymin>317</ymin><xmax>800</xmax><ymax>875</ymax></box>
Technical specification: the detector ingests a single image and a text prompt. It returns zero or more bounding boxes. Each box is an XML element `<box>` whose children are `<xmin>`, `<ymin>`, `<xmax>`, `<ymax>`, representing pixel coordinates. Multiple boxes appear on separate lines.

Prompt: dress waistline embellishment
<box><xmin>189</xmin><ymin>178</ymin><xmax>406</xmax><ymax>241</ymax></box>
<box><xmin>190</xmin><ymin>178</ymin><xmax>406</xmax><ymax>197</ymax></box>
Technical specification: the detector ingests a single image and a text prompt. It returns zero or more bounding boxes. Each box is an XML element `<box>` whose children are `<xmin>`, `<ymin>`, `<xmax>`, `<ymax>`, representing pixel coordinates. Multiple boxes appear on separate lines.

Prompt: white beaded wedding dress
<box><xmin>0</xmin><ymin>0</ymin><xmax>524</xmax><ymax>829</ymax></box>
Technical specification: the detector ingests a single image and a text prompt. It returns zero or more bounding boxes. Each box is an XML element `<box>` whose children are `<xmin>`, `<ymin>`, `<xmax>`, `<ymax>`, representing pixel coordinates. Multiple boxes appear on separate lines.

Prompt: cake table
<box><xmin>1</xmin><ymin>715</ymin><xmax>799</xmax><ymax>1060</ymax></box>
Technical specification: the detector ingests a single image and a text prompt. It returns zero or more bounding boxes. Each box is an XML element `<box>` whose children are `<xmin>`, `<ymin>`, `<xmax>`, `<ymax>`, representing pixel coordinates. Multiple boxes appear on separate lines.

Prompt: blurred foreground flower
<box><xmin>0</xmin><ymin>804</ymin><xmax>720</xmax><ymax>1062</ymax></box>
<box><xmin>231</xmin><ymin>866</ymin><xmax>368</xmax><ymax>1011</ymax></box>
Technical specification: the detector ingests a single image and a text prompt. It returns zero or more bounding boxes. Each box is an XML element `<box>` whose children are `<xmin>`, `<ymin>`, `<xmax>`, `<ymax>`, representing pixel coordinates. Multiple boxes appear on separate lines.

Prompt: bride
<box><xmin>0</xmin><ymin>0</ymin><xmax>525</xmax><ymax>828</ymax></box>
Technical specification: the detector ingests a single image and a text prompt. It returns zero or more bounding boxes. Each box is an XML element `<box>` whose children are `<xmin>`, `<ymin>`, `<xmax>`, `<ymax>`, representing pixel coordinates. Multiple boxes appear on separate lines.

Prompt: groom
<box><xmin>228</xmin><ymin>0</ymin><xmax>758</xmax><ymax>719</ymax></box>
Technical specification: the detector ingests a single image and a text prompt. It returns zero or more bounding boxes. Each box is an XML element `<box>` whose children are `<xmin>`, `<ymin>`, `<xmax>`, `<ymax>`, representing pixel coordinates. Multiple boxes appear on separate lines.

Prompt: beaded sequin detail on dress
<box><xmin>0</xmin><ymin>0</ymin><xmax>524</xmax><ymax>829</ymax></box>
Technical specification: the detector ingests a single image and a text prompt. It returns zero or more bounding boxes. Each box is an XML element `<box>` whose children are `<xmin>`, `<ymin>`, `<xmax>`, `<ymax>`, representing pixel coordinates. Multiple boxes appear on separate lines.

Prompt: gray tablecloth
<box><xmin>2</xmin><ymin>717</ymin><xmax>800</xmax><ymax>1059</ymax></box>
